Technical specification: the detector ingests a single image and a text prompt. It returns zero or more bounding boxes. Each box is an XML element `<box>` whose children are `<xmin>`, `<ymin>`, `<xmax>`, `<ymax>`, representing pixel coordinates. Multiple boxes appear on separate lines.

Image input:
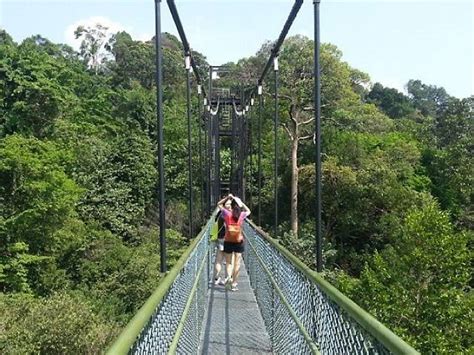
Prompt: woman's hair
<box><xmin>231</xmin><ymin>200</ymin><xmax>241</xmax><ymax>222</ymax></box>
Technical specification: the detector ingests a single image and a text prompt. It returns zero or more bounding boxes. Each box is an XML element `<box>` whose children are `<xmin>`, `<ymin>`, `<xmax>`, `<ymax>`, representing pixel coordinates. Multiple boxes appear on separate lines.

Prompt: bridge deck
<box><xmin>199</xmin><ymin>259</ymin><xmax>272</xmax><ymax>354</ymax></box>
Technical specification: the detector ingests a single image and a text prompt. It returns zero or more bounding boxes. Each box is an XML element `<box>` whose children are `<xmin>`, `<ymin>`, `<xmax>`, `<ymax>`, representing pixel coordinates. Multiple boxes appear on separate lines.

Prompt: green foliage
<box><xmin>162</xmin><ymin>97</ymin><xmax>195</xmax><ymax>199</ymax></box>
<box><xmin>319</xmin><ymin>43</ymin><xmax>361</xmax><ymax>115</ymax></box>
<box><xmin>56</xmin><ymin>125</ymin><xmax>156</xmax><ymax>242</ymax></box>
<box><xmin>0</xmin><ymin>26</ymin><xmax>471</xmax><ymax>352</ymax></box>
<box><xmin>338</xmin><ymin>202</ymin><xmax>473</xmax><ymax>353</ymax></box>
<box><xmin>279</xmin><ymin>221</ymin><xmax>337</xmax><ymax>270</ymax></box>
<box><xmin>0</xmin><ymin>135</ymin><xmax>81</xmax><ymax>252</ymax></box>
<box><xmin>0</xmin><ymin>135</ymin><xmax>84</xmax><ymax>293</ymax></box>
<box><xmin>0</xmin><ymin>292</ymin><xmax>119</xmax><ymax>354</ymax></box>
<box><xmin>72</xmin><ymin>226</ymin><xmax>186</xmax><ymax>322</ymax></box>
<box><xmin>165</xmin><ymin>228</ymin><xmax>189</xmax><ymax>266</ymax></box>
<box><xmin>0</xmin><ymin>38</ymin><xmax>85</xmax><ymax>137</ymax></box>
<box><xmin>367</xmin><ymin>82</ymin><xmax>415</xmax><ymax>119</ymax></box>
<box><xmin>0</xmin><ymin>242</ymin><xmax>45</xmax><ymax>293</ymax></box>
<box><xmin>113</xmin><ymin>82</ymin><xmax>156</xmax><ymax>134</ymax></box>
<box><xmin>220</xmin><ymin>148</ymin><xmax>232</xmax><ymax>181</ymax></box>
<box><xmin>299</xmin><ymin>129</ymin><xmax>430</xmax><ymax>273</ymax></box>
<box><xmin>108</xmin><ymin>31</ymin><xmax>155</xmax><ymax>89</ymax></box>
<box><xmin>407</xmin><ymin>79</ymin><xmax>453</xmax><ymax>117</ymax></box>
<box><xmin>0</xmin><ymin>29</ymin><xmax>15</xmax><ymax>46</ymax></box>
<box><xmin>76</xmin><ymin>233</ymin><xmax>163</xmax><ymax>321</ymax></box>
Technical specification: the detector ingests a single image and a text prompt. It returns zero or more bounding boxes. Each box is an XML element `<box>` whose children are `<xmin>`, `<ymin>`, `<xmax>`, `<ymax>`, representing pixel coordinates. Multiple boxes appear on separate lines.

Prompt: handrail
<box><xmin>167</xmin><ymin>237</ymin><xmax>209</xmax><ymax>354</ymax></box>
<box><xmin>246</xmin><ymin>234</ymin><xmax>320</xmax><ymax>354</ymax></box>
<box><xmin>106</xmin><ymin>211</ymin><xmax>217</xmax><ymax>355</ymax></box>
<box><xmin>246</xmin><ymin>219</ymin><xmax>419</xmax><ymax>355</ymax></box>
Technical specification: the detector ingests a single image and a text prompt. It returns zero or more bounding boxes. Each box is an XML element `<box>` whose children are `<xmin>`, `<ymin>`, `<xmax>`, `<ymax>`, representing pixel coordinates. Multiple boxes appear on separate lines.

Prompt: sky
<box><xmin>0</xmin><ymin>0</ymin><xmax>473</xmax><ymax>98</ymax></box>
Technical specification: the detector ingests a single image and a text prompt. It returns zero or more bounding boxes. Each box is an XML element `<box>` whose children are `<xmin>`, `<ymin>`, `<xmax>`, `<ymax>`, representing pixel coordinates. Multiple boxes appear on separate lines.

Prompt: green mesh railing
<box><xmin>107</xmin><ymin>212</ymin><xmax>418</xmax><ymax>354</ymax></box>
<box><xmin>106</xmin><ymin>211</ymin><xmax>217</xmax><ymax>355</ymax></box>
<box><xmin>243</xmin><ymin>220</ymin><xmax>419</xmax><ymax>355</ymax></box>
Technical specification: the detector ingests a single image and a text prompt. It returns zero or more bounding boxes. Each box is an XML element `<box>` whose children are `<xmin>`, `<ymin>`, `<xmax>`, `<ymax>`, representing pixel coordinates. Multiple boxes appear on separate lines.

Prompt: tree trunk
<box><xmin>291</xmin><ymin>136</ymin><xmax>299</xmax><ymax>237</ymax></box>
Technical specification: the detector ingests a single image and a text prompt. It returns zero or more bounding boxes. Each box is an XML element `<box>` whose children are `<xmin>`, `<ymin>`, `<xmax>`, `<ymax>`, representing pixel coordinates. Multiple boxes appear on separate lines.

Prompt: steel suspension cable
<box><xmin>154</xmin><ymin>0</ymin><xmax>167</xmax><ymax>272</ymax></box>
<box><xmin>166</xmin><ymin>0</ymin><xmax>206</xmax><ymax>97</ymax></box>
<box><xmin>258</xmin><ymin>86</ymin><xmax>262</xmax><ymax>226</ymax></box>
<box><xmin>240</xmin><ymin>88</ymin><xmax>245</xmax><ymax>197</ymax></box>
<box><xmin>273</xmin><ymin>57</ymin><xmax>279</xmax><ymax>238</ymax></box>
<box><xmin>230</xmin><ymin>106</ymin><xmax>236</xmax><ymax>193</ymax></box>
<box><xmin>207</xmin><ymin>107</ymin><xmax>212</xmax><ymax>215</ymax></box>
<box><xmin>314</xmin><ymin>0</ymin><xmax>323</xmax><ymax>272</ymax></box>
<box><xmin>197</xmin><ymin>85</ymin><xmax>204</xmax><ymax>223</ymax></box>
<box><xmin>185</xmin><ymin>56</ymin><xmax>194</xmax><ymax>239</ymax></box>
<box><xmin>208</xmin><ymin>66</ymin><xmax>215</xmax><ymax>208</ymax></box>
<box><xmin>215</xmin><ymin>101</ymin><xmax>221</xmax><ymax>201</ymax></box>
<box><xmin>248</xmin><ymin>104</ymin><xmax>253</xmax><ymax>209</ymax></box>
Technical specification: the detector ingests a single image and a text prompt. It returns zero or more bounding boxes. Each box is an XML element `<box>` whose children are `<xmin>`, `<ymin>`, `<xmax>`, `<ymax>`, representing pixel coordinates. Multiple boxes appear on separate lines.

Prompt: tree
<box><xmin>406</xmin><ymin>79</ymin><xmax>453</xmax><ymax>117</ymax></box>
<box><xmin>367</xmin><ymin>82</ymin><xmax>415</xmax><ymax>119</ymax></box>
<box><xmin>108</xmin><ymin>31</ymin><xmax>155</xmax><ymax>89</ymax></box>
<box><xmin>0</xmin><ymin>135</ymin><xmax>82</xmax><ymax>293</ymax></box>
<box><xmin>422</xmin><ymin>97</ymin><xmax>473</xmax><ymax>226</ymax></box>
<box><xmin>299</xmin><ymin>129</ymin><xmax>430</xmax><ymax>273</ymax></box>
<box><xmin>340</xmin><ymin>201</ymin><xmax>473</xmax><ymax>353</ymax></box>
<box><xmin>0</xmin><ymin>38</ymin><xmax>84</xmax><ymax>137</ymax></box>
<box><xmin>0</xmin><ymin>292</ymin><xmax>117</xmax><ymax>353</ymax></box>
<box><xmin>0</xmin><ymin>29</ymin><xmax>15</xmax><ymax>46</ymax></box>
<box><xmin>277</xmin><ymin>37</ymin><xmax>372</xmax><ymax>237</ymax></box>
<box><xmin>74</xmin><ymin>24</ymin><xmax>112</xmax><ymax>73</ymax></box>
<box><xmin>278</xmin><ymin>36</ymin><xmax>317</xmax><ymax>236</ymax></box>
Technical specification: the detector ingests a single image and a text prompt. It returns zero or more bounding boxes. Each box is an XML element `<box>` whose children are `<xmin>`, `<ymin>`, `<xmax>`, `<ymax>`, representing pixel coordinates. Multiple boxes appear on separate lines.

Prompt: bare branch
<box><xmin>303</xmin><ymin>104</ymin><xmax>328</xmax><ymax>111</ymax></box>
<box><xmin>301</xmin><ymin>117</ymin><xmax>315</xmax><ymax>125</ymax></box>
<box><xmin>282</xmin><ymin>122</ymin><xmax>294</xmax><ymax>141</ymax></box>
<box><xmin>299</xmin><ymin>133</ymin><xmax>314</xmax><ymax>141</ymax></box>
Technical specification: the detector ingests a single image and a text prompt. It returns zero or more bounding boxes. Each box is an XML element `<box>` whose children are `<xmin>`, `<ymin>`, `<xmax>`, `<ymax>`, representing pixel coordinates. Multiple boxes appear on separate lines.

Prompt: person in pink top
<box><xmin>217</xmin><ymin>193</ymin><xmax>251</xmax><ymax>291</ymax></box>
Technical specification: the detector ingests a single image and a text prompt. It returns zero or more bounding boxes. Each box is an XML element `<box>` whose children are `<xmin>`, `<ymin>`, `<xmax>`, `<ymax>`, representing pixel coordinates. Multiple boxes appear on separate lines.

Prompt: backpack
<box><xmin>210</xmin><ymin>221</ymin><xmax>219</xmax><ymax>242</ymax></box>
<box><xmin>225</xmin><ymin>216</ymin><xmax>243</xmax><ymax>243</ymax></box>
<box><xmin>210</xmin><ymin>215</ymin><xmax>225</xmax><ymax>242</ymax></box>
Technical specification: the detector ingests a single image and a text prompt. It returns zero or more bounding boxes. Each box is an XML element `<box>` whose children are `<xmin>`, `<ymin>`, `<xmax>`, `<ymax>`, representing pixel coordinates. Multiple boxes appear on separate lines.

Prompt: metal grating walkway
<box><xmin>199</xmin><ymin>259</ymin><xmax>273</xmax><ymax>354</ymax></box>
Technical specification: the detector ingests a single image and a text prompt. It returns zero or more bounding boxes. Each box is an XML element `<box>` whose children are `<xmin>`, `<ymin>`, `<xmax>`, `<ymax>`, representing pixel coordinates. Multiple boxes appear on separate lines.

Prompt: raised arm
<box><xmin>217</xmin><ymin>194</ymin><xmax>233</xmax><ymax>210</ymax></box>
<box><xmin>233</xmin><ymin>196</ymin><xmax>251</xmax><ymax>216</ymax></box>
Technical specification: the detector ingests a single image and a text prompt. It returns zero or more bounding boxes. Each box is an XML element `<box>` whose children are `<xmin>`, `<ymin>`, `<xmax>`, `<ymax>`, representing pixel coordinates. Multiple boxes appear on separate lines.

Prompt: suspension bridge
<box><xmin>107</xmin><ymin>1</ymin><xmax>418</xmax><ymax>354</ymax></box>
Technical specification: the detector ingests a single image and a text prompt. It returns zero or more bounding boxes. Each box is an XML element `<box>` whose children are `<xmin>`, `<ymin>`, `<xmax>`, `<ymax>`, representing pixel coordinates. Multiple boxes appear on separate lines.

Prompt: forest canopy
<box><xmin>0</xmin><ymin>27</ymin><xmax>472</xmax><ymax>353</ymax></box>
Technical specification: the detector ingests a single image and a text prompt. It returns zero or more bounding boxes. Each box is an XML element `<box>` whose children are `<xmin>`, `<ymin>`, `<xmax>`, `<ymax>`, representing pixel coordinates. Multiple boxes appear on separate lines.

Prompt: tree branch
<box><xmin>289</xmin><ymin>105</ymin><xmax>298</xmax><ymax>128</ymax></box>
<box><xmin>282</xmin><ymin>122</ymin><xmax>294</xmax><ymax>141</ymax></box>
<box><xmin>301</xmin><ymin>117</ymin><xmax>315</xmax><ymax>125</ymax></box>
<box><xmin>298</xmin><ymin>133</ymin><xmax>314</xmax><ymax>141</ymax></box>
<box><xmin>303</xmin><ymin>103</ymin><xmax>328</xmax><ymax>111</ymax></box>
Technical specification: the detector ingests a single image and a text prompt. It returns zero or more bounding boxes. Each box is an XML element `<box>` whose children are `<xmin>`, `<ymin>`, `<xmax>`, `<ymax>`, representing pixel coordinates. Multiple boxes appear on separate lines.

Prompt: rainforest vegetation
<box><xmin>0</xmin><ymin>27</ymin><xmax>472</xmax><ymax>353</ymax></box>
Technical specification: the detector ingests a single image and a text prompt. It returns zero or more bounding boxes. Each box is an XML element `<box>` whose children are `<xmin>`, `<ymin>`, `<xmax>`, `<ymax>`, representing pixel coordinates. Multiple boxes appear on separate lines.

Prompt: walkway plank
<box><xmin>200</xmin><ymin>260</ymin><xmax>273</xmax><ymax>354</ymax></box>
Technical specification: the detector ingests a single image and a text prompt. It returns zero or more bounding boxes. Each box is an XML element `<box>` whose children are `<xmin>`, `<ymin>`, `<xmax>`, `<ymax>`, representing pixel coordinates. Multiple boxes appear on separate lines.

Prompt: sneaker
<box><xmin>214</xmin><ymin>277</ymin><xmax>223</xmax><ymax>286</ymax></box>
<box><xmin>224</xmin><ymin>277</ymin><xmax>232</xmax><ymax>290</ymax></box>
<box><xmin>218</xmin><ymin>278</ymin><xmax>226</xmax><ymax>286</ymax></box>
<box><xmin>231</xmin><ymin>283</ymin><xmax>238</xmax><ymax>291</ymax></box>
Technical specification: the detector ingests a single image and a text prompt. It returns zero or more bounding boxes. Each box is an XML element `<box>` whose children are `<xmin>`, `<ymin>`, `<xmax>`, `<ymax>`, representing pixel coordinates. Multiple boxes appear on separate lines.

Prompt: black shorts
<box><xmin>224</xmin><ymin>240</ymin><xmax>245</xmax><ymax>254</ymax></box>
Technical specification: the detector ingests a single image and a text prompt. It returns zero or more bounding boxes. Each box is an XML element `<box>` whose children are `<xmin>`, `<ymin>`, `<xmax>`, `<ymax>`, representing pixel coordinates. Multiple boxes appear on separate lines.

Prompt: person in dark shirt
<box><xmin>213</xmin><ymin>196</ymin><xmax>232</xmax><ymax>285</ymax></box>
